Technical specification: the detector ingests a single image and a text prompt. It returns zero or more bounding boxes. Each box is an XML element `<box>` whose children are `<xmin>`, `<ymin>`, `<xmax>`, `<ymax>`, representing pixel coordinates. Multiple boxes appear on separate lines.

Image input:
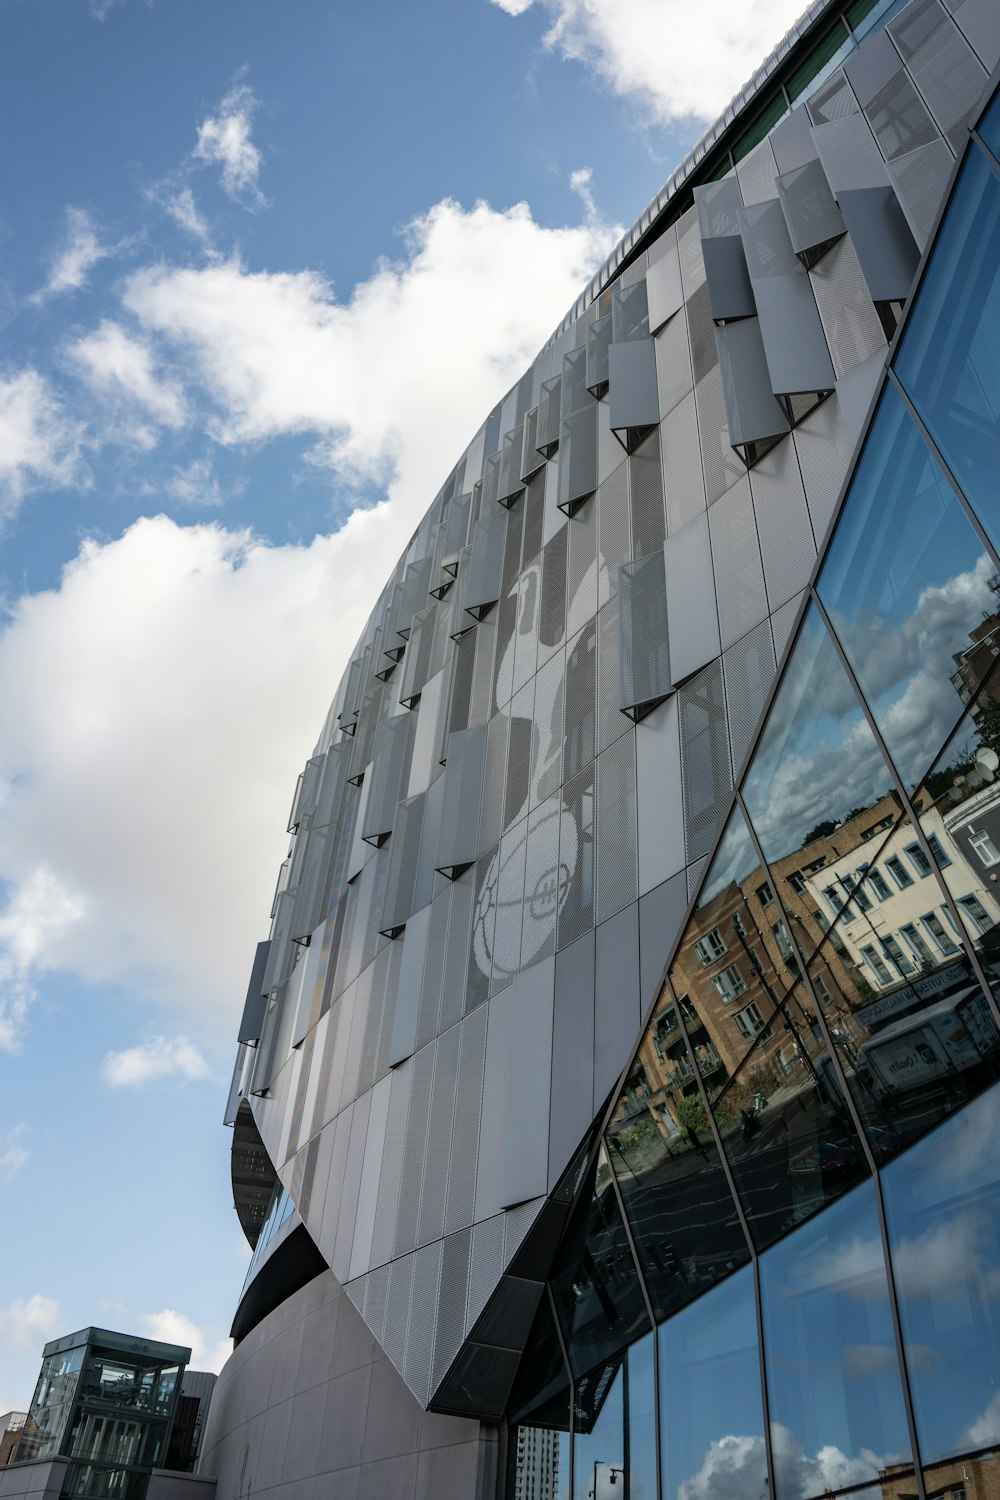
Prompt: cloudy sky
<box><xmin>0</xmin><ymin>0</ymin><xmax>809</xmax><ymax>1410</ymax></box>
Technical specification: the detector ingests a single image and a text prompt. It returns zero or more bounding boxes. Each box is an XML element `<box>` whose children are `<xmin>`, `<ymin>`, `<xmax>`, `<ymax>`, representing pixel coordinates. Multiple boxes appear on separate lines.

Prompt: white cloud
<box><xmin>132</xmin><ymin>1308</ymin><xmax>232</xmax><ymax>1373</ymax></box>
<box><xmin>0</xmin><ymin>1124</ymin><xmax>29</xmax><ymax>1182</ymax></box>
<box><xmin>101</xmin><ymin>1036</ymin><xmax>212</xmax><ymax>1088</ymax></box>
<box><xmin>194</xmin><ymin>83</ymin><xmax>266</xmax><ymax>209</ymax></box>
<box><xmin>164</xmin><ymin>456</ymin><xmax>228</xmax><ymax>508</ymax></box>
<box><xmin>32</xmin><ymin>207</ymin><xmax>126</xmax><ymax>303</ymax></box>
<box><xmin>163</xmin><ymin>187</ymin><xmax>211</xmax><ymax>244</ymax></box>
<box><xmin>0</xmin><ymin>1294</ymin><xmax>60</xmax><ymax>1351</ymax></box>
<box><xmin>68</xmin><ymin>320</ymin><xmax>188</xmax><ymax>437</ymax></box>
<box><xmin>489</xmin><ymin>0</ymin><xmax>808</xmax><ymax>123</ymax></box>
<box><xmin>122</xmin><ymin>191</ymin><xmax>617</xmax><ymax>534</ymax></box>
<box><xmin>0</xmin><ymin>513</ymin><xmax>400</xmax><ymax>1038</ymax></box>
<box><xmin>678</xmin><ymin>1425</ymin><xmax>896</xmax><ymax>1500</ymax></box>
<box><xmin>966</xmin><ymin>1390</ymin><xmax>1000</xmax><ymax>1448</ymax></box>
<box><xmin>0</xmin><ymin>369</ymin><xmax>86</xmax><ymax>517</ymax></box>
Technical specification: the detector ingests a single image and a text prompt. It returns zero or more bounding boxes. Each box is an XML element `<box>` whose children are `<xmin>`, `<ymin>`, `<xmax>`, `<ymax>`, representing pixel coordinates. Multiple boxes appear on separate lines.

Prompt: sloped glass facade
<box><xmin>509</xmin><ymin>102</ymin><xmax>1000</xmax><ymax>1500</ymax></box>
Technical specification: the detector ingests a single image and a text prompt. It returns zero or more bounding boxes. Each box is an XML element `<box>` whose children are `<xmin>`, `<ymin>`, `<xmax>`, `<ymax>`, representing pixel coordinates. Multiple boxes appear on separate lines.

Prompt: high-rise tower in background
<box><xmin>201</xmin><ymin>3</ymin><xmax>1000</xmax><ymax>1497</ymax></box>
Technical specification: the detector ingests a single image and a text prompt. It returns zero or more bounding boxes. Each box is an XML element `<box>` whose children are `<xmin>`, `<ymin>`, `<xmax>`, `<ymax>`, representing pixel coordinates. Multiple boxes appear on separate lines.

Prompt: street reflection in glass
<box><xmin>662</xmin><ymin>802</ymin><xmax>867</xmax><ymax>1248</ymax></box>
<box><xmin>880</xmin><ymin>1085</ymin><xmax>1000</xmax><ymax>1468</ymax></box>
<box><xmin>894</xmin><ymin>148</ymin><xmax>1000</xmax><ymax>556</ymax></box>
<box><xmin>551</xmin><ymin>1147</ymin><xmax>651</xmax><ymax>1380</ymax></box>
<box><xmin>659</xmin><ymin>1265</ymin><xmax>766</xmax><ymax>1500</ymax></box>
<box><xmin>742</xmin><ymin>605</ymin><xmax>896</xmax><ymax>897</ymax></box>
<box><xmin>573</xmin><ymin>1357</ymin><xmax>625</xmax><ymax>1500</ymax></box>
<box><xmin>817</xmin><ymin>384</ymin><xmax>996</xmax><ymax>792</ymax></box>
<box><xmin>759</xmin><ymin>1181</ymin><xmax>912</xmax><ymax>1500</ymax></box>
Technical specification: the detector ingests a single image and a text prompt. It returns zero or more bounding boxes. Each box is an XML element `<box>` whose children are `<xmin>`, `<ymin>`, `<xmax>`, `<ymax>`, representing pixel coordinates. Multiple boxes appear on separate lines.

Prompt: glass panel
<box><xmin>626</xmin><ymin>1333</ymin><xmax>658</xmax><ymax>1500</ymax></box>
<box><xmin>607</xmin><ymin>985</ymin><xmax>750</xmax><ymax>1322</ymax></box>
<box><xmin>759</xmin><ymin>1181</ymin><xmax>913</xmax><ymax>1500</ymax></box>
<box><xmin>894</xmin><ymin>149</ymin><xmax>1000</xmax><ymax>558</ymax></box>
<box><xmin>742</xmin><ymin>603</ymin><xmax>899</xmax><ymax>954</ymax></box>
<box><xmin>816</xmin><ymin>385</ymin><xmax>996</xmax><ymax>793</ymax></box>
<box><xmin>667</xmin><ymin>803</ymin><xmax>868</xmax><ymax>1249</ymax></box>
<box><xmin>551</xmin><ymin>1147</ymin><xmax>651</xmax><ymax>1380</ymax></box>
<box><xmin>573</xmin><ymin>1358</ymin><xmax>626</xmax><ymax>1500</ymax></box>
<box><xmin>659</xmin><ymin>1264</ymin><xmax>767</xmax><ymax>1500</ymax></box>
<box><xmin>20</xmin><ymin>1344</ymin><xmax>86</xmax><ymax>1460</ymax></box>
<box><xmin>880</xmin><ymin>1084</ymin><xmax>1000</xmax><ymax>1467</ymax></box>
<box><xmin>803</xmin><ymin>788</ymin><xmax>1000</xmax><ymax>1164</ymax></box>
<box><xmin>981</xmin><ymin>89</ymin><xmax>1000</xmax><ymax>156</ymax></box>
<box><xmin>509</xmin><ymin>1296</ymin><xmax>572</xmax><ymax>1500</ymax></box>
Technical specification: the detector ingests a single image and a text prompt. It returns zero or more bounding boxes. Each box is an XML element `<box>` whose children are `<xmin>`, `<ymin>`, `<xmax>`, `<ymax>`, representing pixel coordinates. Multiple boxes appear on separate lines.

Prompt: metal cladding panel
<box><xmin>646</xmin><ymin>240</ymin><xmax>683</xmax><ymax>332</ymax></box>
<box><xmin>595</xmin><ymin>730</ymin><xmax>638</xmax><ymax>923</ymax></box>
<box><xmin>413</xmin><ymin>766</ymin><xmax>445</xmax><ymax>913</ymax></box>
<box><xmin>750</xmin><ymin>431</ymin><xmax>818</xmax><ymax>611</ymax></box>
<box><xmin>536</xmin><ymin>374</ymin><xmax>561</xmax><ymax>455</ymax></box>
<box><xmin>807</xmin><ymin>67</ymin><xmax>859</xmax><ymax>126</ymax></box>
<box><xmin>777</xmin><ymin>158</ymin><xmax>846</xmax><ymax>257</ymax></box>
<box><xmin>558</xmin><ymin>404</ymin><xmax>599</xmax><ymax>512</ymax></box>
<box><xmin>843</xmin><ymin>26</ymin><xmax>900</xmax><ymax>105</ymax></box>
<box><xmin>952</xmin><ymin>0</ymin><xmax>1000</xmax><ymax>69</ymax></box>
<box><xmin>635</xmin><ymin>695</ymin><xmax>685</xmax><ymax>896</ymax></box>
<box><xmin>716</xmin><ymin>317</ymin><xmax>792</xmax><ymax>446</ymax></box>
<box><xmin>331</xmin><ymin>1088</ymin><xmax>372</xmax><ymax>1283</ymax></box>
<box><xmin>436</xmin><ymin>723</ymin><xmax>489</xmax><ymax>875</ymax></box>
<box><xmin>837</xmin><ymin>186</ymin><xmax>921</xmax><ymax>301</ymax></box>
<box><xmin>908</xmin><ymin>14</ymin><xmax>986</xmax><ymax>147</ymax></box>
<box><xmin>361</xmin><ymin>712</ymin><xmax>413</xmax><ymax>845</ymax></box>
<box><xmin>611</xmin><ymin>280</ymin><xmax>649</xmax><ymax>343</ymax></box>
<box><xmin>465</xmin><ymin>507</ymin><xmax>507</xmax><ymax>620</ymax></box>
<box><xmin>237</xmin><ymin>940</ymin><xmax>271</xmax><ymax>1043</ymax></box>
<box><xmin>403</xmin><ymin>1240</ymin><xmax>444</xmax><ymax>1407</ymax></box>
<box><xmin>442</xmin><ymin>489</ymin><xmax>472</xmax><ymax>568</ymax></box>
<box><xmin>654</xmin><ymin>303</ymin><xmax>694</xmax><ymax>420</ymax></box>
<box><xmin>629</xmin><ymin>426</ymin><xmax>666</xmax><ymax>557</ymax></box>
<box><xmin>416</xmin><ymin>1021</ymin><xmax>461</xmax><ymax>1249</ymax></box>
<box><xmin>663</xmin><ymin>512</ymin><xmax>721</xmax><ymax>686</ymax></box>
<box><xmin>737</xmin><ymin>137</ymin><xmax>780</xmax><ymax>206</ymax></box>
<box><xmin>445</xmin><ymin>1005</ymin><xmax>488</xmax><ymax>1235</ymax></box>
<box><xmin>638</xmin><ymin>870</ymin><xmax>688</xmax><ymax>1010</ymax></box>
<box><xmin>586</xmin><ymin>312</ymin><xmax>612</xmax><ymax>394</ymax></box>
<box><xmin>382</xmin><ymin>1253</ymin><xmax>414</xmax><ymax>1373</ymax></box>
<box><xmin>811</xmin><ymin>113</ymin><xmax>891</xmax><ymax>191</ymax></box>
<box><xmin>694</xmin><ymin>176</ymin><xmax>744</xmax><ymax>239</ymax></box>
<box><xmin>722</xmin><ymin>614</ymin><xmax>777</xmax><ymax>774</ymax></box>
<box><xmin>677</xmin><ymin>657</ymin><xmax>732</xmax><ymax>863</ymax></box>
<box><xmin>886</xmin><ymin>135</ymin><xmax>955</xmax><ymax>247</ymax></box>
<box><xmin>398</xmin><ymin>556</ymin><xmax>434</xmax><ymax>639</ymax></box>
<box><xmin>548</xmin><ymin>929</ymin><xmax>595</xmax><ymax>1189</ymax></box>
<box><xmin>392</xmin><ymin>1042</ymin><xmax>436</xmax><ymax>1259</ymax></box>
<box><xmin>561</xmin><ymin>346</ymin><xmax>589</xmax><ymax>417</ymax></box>
<box><xmin>662</xmin><ymin>390</ymin><xmax>707</xmax><ymax>533</ymax></box>
<box><xmin>594</xmin><ymin>902</ymin><xmax>641</xmax><ymax>1111</ymax></box>
<box><xmin>608</xmin><ymin>337</ymin><xmax>659</xmax><ymax>435</ymax></box>
<box><xmin>865</xmin><ymin>67</ymin><xmax>940</xmax><ymax>160</ymax></box>
<box><xmin>399</xmin><ymin>604</ymin><xmax>436</xmax><ymax>708</ymax></box>
<box><xmin>708</xmin><ymin>475</ymin><xmax>768</xmax><ymax>649</ymax></box>
<box><xmin>694</xmin><ymin>364</ymin><xmax>746</xmax><ymax>503</ymax></box>
<box><xmin>770</xmin><ymin>104</ymin><xmax>820</xmax><ymax>173</ymax></box>
<box><xmin>498</xmin><ymin>424</ymin><xmax>525</xmax><ymax>506</ymax></box>
<box><xmin>701</xmin><ymin>235</ymin><xmax>756</xmax><ymax>323</ymax></box>
<box><xmin>809</xmin><ymin>234</ymin><xmax>887</xmax><ymax>379</ymax></box>
<box><xmin>381</xmin><ymin>791</ymin><xmax>425</xmax><ymax>937</ymax></box>
<box><xmin>498</xmin><ymin>958</ymin><xmax>555</xmax><ymax>1211</ymax></box>
<box><xmin>752</xmin><ymin>273</ymin><xmax>836</xmax><ymax>395</ymax></box>
<box><xmin>407</xmin><ymin>667</ymin><xmax>446</xmax><ymax>799</ymax></box>
<box><xmin>347</xmin><ymin>1071</ymin><xmax>392</xmax><ymax>1281</ymax></box>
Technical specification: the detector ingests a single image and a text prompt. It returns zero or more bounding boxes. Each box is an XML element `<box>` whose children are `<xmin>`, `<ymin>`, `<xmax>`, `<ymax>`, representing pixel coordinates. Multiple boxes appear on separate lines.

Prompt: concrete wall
<box><xmin>198</xmin><ymin>1272</ymin><xmax>498</xmax><ymax>1500</ymax></box>
<box><xmin>0</xmin><ymin>1459</ymin><xmax>68</xmax><ymax>1499</ymax></box>
<box><xmin>147</xmin><ymin>1471</ymin><xmax>218</xmax><ymax>1500</ymax></box>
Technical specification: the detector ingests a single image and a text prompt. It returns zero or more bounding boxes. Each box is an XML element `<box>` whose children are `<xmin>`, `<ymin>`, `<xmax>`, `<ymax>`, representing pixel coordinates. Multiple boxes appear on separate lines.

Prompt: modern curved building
<box><xmin>200</xmin><ymin>5</ymin><xmax>1000</xmax><ymax>1498</ymax></box>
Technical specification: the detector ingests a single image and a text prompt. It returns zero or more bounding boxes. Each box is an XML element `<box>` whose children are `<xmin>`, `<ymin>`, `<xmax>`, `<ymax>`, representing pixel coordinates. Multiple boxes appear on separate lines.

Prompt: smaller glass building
<box><xmin>18</xmin><ymin>1327</ymin><xmax>189</xmax><ymax>1500</ymax></box>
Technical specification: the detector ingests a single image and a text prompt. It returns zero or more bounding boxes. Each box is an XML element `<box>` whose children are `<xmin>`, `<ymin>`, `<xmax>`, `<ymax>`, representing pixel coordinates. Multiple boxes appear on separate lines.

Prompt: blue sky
<box><xmin>0</xmin><ymin>0</ymin><xmax>810</xmax><ymax>1411</ymax></box>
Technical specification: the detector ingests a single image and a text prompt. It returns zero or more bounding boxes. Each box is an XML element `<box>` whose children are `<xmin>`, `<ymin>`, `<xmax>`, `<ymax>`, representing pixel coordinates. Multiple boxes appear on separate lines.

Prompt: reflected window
<box><xmin>894</xmin><ymin>147</ymin><xmax>1000</xmax><ymax>554</ymax></box>
<box><xmin>862</xmin><ymin>943</ymin><xmax>893</xmax><ymax>984</ymax></box>
<box><xmin>817</xmin><ymin>384</ymin><xmax>996</xmax><ymax>793</ymax></box>
<box><xmin>886</xmin><ymin>856</ymin><xmax>913</xmax><ymax>890</ymax></box>
<box><xmin>508</xmin><ymin>1295</ymin><xmax>572</xmax><ymax>1500</ymax></box>
<box><xmin>922</xmin><ymin>911</ymin><xmax>958</xmax><ymax>954</ymax></box>
<box><xmin>712</xmin><ymin>963</ymin><xmax>746</xmax><ymax>1003</ymax></box>
<box><xmin>869</xmin><ymin>869</ymin><xmax>891</xmax><ymax>901</ymax></box>
<box><xmin>734</xmin><ymin>1001</ymin><xmax>765</xmax><ymax>1039</ymax></box>
<box><xmin>958</xmin><ymin>893</ymin><xmax>991</xmax><ymax>935</ymax></box>
<box><xmin>968</xmin><ymin>827</ymin><xmax>1000</xmax><ymax>866</ymax></box>
<box><xmin>694</xmin><ymin>928</ymin><xmax>727</xmax><ymax>965</ymax></box>
<box><xmin>900</xmin><ymin>922</ymin><xmax>935</xmax><ymax>965</ymax></box>
<box><xmin>761</xmin><ymin>1183</ymin><xmax>912</xmax><ymax>1500</ymax></box>
<box><xmin>904</xmin><ymin>842</ymin><xmax>932</xmax><ymax>879</ymax></box>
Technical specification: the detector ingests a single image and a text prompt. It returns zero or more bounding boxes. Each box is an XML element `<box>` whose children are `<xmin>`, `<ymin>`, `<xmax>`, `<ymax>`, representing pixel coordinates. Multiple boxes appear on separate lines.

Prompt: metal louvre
<box><xmin>557</xmin><ymin>404</ymin><xmax>599</xmax><ymax>516</ymax></box>
<box><xmin>381</xmin><ymin>792</ymin><xmax>425</xmax><ymax>939</ymax></box>
<box><xmin>908</xmin><ymin>15</ymin><xmax>987</xmax><ymax>148</ymax></box>
<box><xmin>596</xmin><ymin>594</ymin><xmax>627</xmax><ymax>755</ymax></box>
<box><xmin>694</xmin><ymin>364</ymin><xmax>747</xmax><ymax>504</ymax></box>
<box><xmin>436</xmin><ymin>722</ymin><xmax>488</xmax><ymax>878</ymax></box>
<box><xmin>397</xmin><ymin>556</ymin><xmax>434</xmax><ymax>641</ymax></box>
<box><xmin>586</xmin><ymin>312</ymin><xmax>613</xmax><ymax>397</ymax></box>
<box><xmin>498</xmin><ymin>423</ymin><xmax>526</xmax><ymax>508</ymax></box>
<box><xmin>536</xmin><ymin>374</ymin><xmax>562</xmax><ymax>456</ymax></box>
<box><xmin>566</xmin><ymin>491</ymin><xmax>599</xmax><ymax>636</ymax></box>
<box><xmin>886</xmin><ymin>136</ymin><xmax>956</xmax><ymax>246</ymax></box>
<box><xmin>619</xmin><ymin>551</ymin><xmax>671</xmax><ymax>720</ymax></box>
<box><xmin>677</xmin><ymin>658</ymin><xmax>732</xmax><ymax>863</ymax></box>
<box><xmin>521</xmin><ymin>407</ymin><xmax>545</xmax><ymax>482</ymax></box>
<box><xmin>611</xmin><ymin>280</ymin><xmax>650</xmax><ymax>343</ymax></box>
<box><xmin>865</xmin><ymin>66</ymin><xmax>940</xmax><ymax>159</ymax></box>
<box><xmin>608</xmin><ymin>338</ymin><xmax>660</xmax><ymax>451</ymax></box>
<box><xmin>702</xmin><ymin>235</ymin><xmax>756</xmax><ymax>323</ymax></box>
<box><xmin>646</xmin><ymin>237</ymin><xmax>683</xmax><ymax>332</ymax></box>
<box><xmin>837</xmin><ymin>187</ymin><xmax>921</xmax><ymax>302</ymax></box>
<box><xmin>808</xmin><ymin>233</ymin><xmax>887</xmax><ymax>379</ymax></box>
<box><xmin>776</xmin><ymin>158</ymin><xmax>846</xmax><ymax>264</ymax></box>
<box><xmin>716</xmin><ymin>317</ymin><xmax>792</xmax><ymax>451</ymax></box>
<box><xmin>736</xmin><ymin>136</ymin><xmax>780</xmax><ymax>206</ymax></box>
<box><xmin>361</xmin><ymin>712</ymin><xmax>413</xmax><ymax>847</ymax></box>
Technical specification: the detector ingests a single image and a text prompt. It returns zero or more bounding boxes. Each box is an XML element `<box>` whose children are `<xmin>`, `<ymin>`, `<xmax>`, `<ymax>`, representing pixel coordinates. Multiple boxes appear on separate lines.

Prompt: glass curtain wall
<box><xmin>508</xmin><ymin>87</ymin><xmax>1000</xmax><ymax>1500</ymax></box>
